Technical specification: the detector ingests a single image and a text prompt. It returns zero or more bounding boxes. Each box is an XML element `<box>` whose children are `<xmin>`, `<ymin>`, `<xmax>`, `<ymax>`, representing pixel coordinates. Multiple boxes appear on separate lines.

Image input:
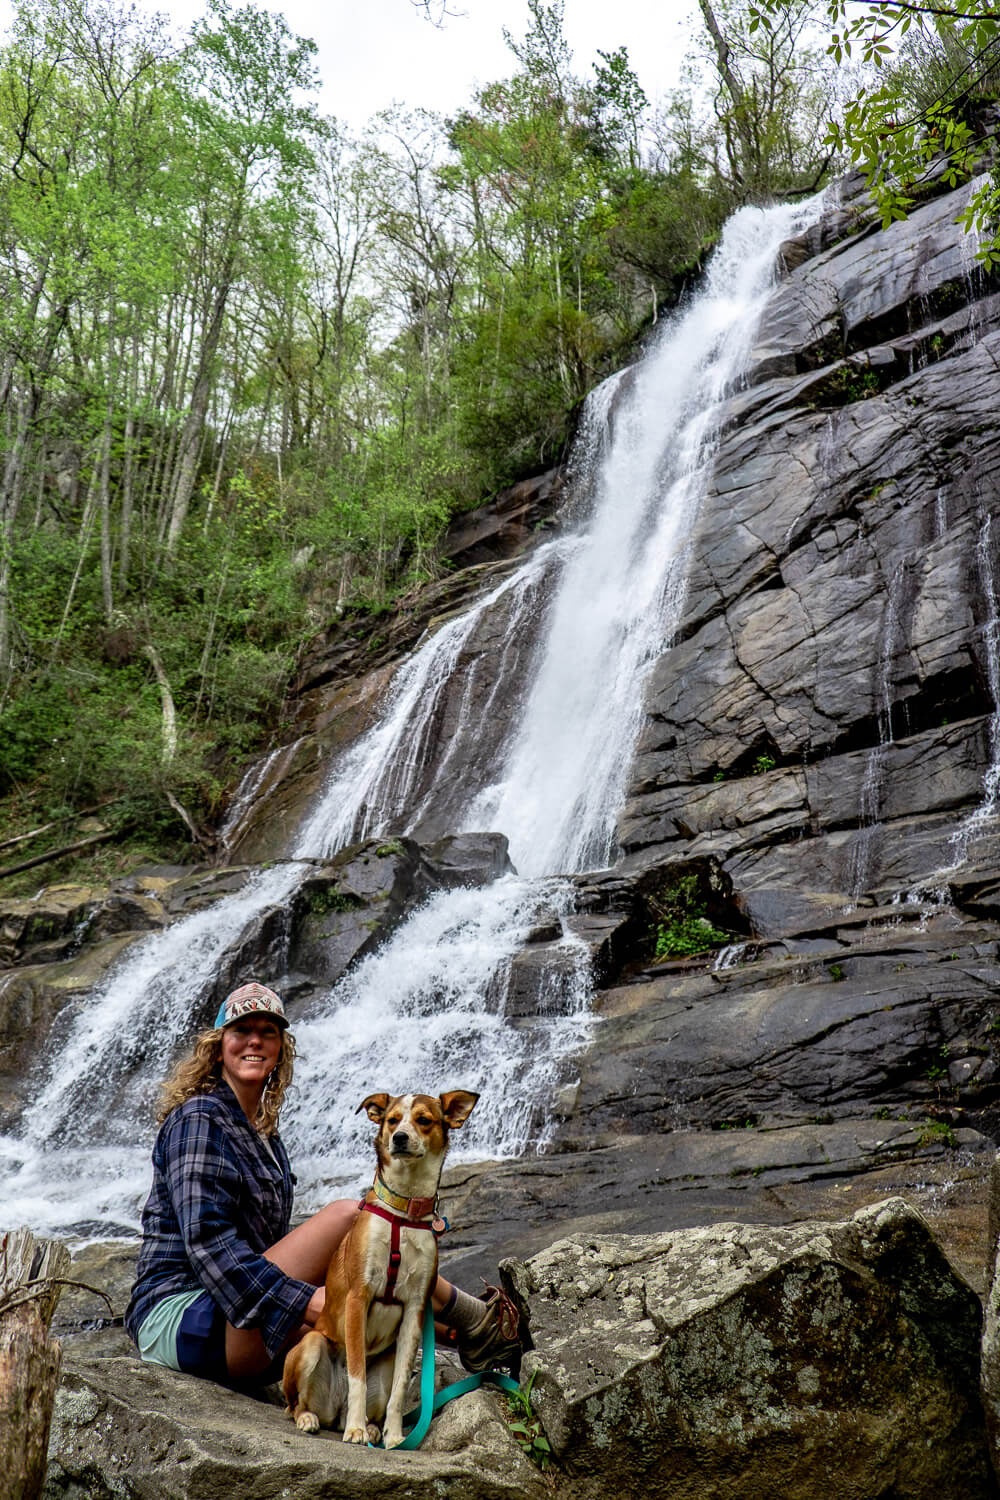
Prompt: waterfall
<box><xmin>2</xmin><ymin>195</ymin><xmax>821</xmax><ymax>1238</ymax></box>
<box><xmin>219</xmin><ymin>738</ymin><xmax>305</xmax><ymax>858</ymax></box>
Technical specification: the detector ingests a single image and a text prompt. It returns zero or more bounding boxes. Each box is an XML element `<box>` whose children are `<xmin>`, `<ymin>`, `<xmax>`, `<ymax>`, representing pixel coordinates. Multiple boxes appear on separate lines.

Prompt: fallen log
<box><xmin>1</xmin><ymin>1227</ymin><xmax>71</xmax><ymax>1500</ymax></box>
<box><xmin>0</xmin><ymin>828</ymin><xmax>118</xmax><ymax>881</ymax></box>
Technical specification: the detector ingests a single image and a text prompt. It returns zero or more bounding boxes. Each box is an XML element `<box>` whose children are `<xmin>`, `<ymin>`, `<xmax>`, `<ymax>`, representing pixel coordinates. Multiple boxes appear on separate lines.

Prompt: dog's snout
<box><xmin>391</xmin><ymin>1131</ymin><xmax>410</xmax><ymax>1152</ymax></box>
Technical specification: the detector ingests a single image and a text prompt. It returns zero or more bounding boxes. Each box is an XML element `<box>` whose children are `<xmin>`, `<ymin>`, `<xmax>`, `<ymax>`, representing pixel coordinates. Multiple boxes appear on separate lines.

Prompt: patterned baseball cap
<box><xmin>214</xmin><ymin>982</ymin><xmax>289</xmax><ymax>1030</ymax></box>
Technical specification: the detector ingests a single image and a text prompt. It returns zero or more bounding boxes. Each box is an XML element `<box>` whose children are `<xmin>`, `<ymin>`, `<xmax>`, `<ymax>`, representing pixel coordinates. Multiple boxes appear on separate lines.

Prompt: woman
<box><xmin>125</xmin><ymin>981</ymin><xmax>518</xmax><ymax>1387</ymax></box>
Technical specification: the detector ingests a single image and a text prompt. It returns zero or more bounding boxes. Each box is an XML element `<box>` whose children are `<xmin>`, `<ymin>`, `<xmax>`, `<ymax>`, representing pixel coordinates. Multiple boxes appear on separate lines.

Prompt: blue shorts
<box><xmin>176</xmin><ymin>1292</ymin><xmax>285</xmax><ymax>1389</ymax></box>
<box><xmin>139</xmin><ymin>1289</ymin><xmax>285</xmax><ymax>1388</ymax></box>
<box><xmin>175</xmin><ymin>1291</ymin><xmax>231</xmax><ymax>1383</ymax></box>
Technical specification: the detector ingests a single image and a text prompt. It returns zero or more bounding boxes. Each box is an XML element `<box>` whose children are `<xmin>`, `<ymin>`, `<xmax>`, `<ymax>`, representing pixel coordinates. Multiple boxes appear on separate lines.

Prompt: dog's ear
<box><xmin>439</xmin><ymin>1090</ymin><xmax>479</xmax><ymax>1128</ymax></box>
<box><xmin>358</xmin><ymin>1092</ymin><xmax>390</xmax><ymax>1123</ymax></box>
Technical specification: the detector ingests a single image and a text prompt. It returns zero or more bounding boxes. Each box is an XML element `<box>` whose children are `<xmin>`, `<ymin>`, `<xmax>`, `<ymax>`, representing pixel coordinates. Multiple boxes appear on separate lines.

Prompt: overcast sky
<box><xmin>281</xmin><ymin>0</ymin><xmax>699</xmax><ymax>126</ymax></box>
<box><xmin>0</xmin><ymin>0</ymin><xmax>700</xmax><ymax>129</ymax></box>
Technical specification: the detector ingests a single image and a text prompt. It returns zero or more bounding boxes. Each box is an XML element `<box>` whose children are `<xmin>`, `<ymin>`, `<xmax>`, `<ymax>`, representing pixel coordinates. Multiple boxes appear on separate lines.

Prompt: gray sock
<box><xmin>442</xmin><ymin>1285</ymin><xmax>488</xmax><ymax>1333</ymax></box>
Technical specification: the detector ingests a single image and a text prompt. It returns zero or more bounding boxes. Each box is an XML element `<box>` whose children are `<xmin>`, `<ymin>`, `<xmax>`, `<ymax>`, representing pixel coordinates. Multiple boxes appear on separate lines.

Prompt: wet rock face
<box><xmin>289</xmin><ymin>834</ymin><xmax>514</xmax><ymax>989</ymax></box>
<box><xmin>222</xmin><ymin>471</ymin><xmax>565</xmax><ymax>866</ymax></box>
<box><xmin>569</xmin><ymin>920</ymin><xmax>1000</xmax><ymax>1139</ymax></box>
<box><xmin>622</xmin><ymin>176</ymin><xmax>1000</xmax><ymax>931</ymax></box>
<box><xmin>503</xmin><ymin>1199</ymin><xmax>996</xmax><ymax>1500</ymax></box>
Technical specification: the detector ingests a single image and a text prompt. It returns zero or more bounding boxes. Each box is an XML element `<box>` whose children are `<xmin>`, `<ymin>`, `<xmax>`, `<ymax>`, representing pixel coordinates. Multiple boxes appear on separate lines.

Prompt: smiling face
<box><xmin>220</xmin><ymin>1018</ymin><xmax>283</xmax><ymax>1114</ymax></box>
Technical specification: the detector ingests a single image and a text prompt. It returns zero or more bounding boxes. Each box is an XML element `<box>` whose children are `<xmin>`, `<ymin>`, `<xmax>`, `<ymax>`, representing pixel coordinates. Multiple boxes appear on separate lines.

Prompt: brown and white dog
<box><xmin>282</xmin><ymin>1089</ymin><xmax>478</xmax><ymax>1447</ymax></box>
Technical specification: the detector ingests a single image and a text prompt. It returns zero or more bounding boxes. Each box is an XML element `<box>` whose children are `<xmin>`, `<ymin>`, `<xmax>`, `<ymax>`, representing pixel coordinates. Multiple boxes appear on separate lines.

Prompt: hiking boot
<box><xmin>456</xmin><ymin>1284</ymin><xmax>522</xmax><ymax>1374</ymax></box>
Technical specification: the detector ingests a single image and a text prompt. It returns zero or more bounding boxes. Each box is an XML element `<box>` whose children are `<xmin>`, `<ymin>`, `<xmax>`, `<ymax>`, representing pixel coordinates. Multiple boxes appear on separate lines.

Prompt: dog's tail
<box><xmin>283</xmin><ymin>1330</ymin><xmax>345</xmax><ymax>1431</ymax></box>
<box><xmin>283</xmin><ymin>1330</ymin><xmax>329</xmax><ymax>1414</ymax></box>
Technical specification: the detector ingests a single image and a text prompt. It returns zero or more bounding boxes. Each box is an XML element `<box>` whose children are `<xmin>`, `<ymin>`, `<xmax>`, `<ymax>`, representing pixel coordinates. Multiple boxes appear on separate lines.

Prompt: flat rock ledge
<box><xmin>45</xmin><ymin>1197</ymin><xmax>1000</xmax><ymax>1500</ymax></box>
<box><xmin>502</xmin><ymin>1198</ymin><xmax>997</xmax><ymax>1500</ymax></box>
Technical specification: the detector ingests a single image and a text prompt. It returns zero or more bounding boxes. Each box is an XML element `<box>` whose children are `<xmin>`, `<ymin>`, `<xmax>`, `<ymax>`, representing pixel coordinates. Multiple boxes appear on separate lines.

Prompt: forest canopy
<box><xmin>0</xmin><ymin>0</ymin><xmax>996</xmax><ymax>885</ymax></box>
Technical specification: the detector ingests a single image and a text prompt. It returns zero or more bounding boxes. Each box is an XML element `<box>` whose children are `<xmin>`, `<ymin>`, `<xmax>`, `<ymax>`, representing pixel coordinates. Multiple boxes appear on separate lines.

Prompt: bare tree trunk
<box><xmin>697</xmin><ymin>0</ymin><xmax>756</xmax><ymax>192</ymax></box>
<box><xmin>0</xmin><ymin>395</ymin><xmax>34</xmax><ymax>687</ymax></box>
<box><xmin>144</xmin><ymin>641</ymin><xmax>177</xmax><ymax>763</ymax></box>
<box><xmin>154</xmin><ymin>290</ymin><xmax>196</xmax><ymax>551</ymax></box>
<box><xmin>0</xmin><ymin>1227</ymin><xmax>71</xmax><ymax>1500</ymax></box>
<box><xmin>50</xmin><ymin>460</ymin><xmax>99</xmax><ymax>662</ymax></box>
<box><xmin>99</xmin><ymin>405</ymin><xmax>115</xmax><ymax>622</ymax></box>
<box><xmin>118</xmin><ymin>329</ymin><xmax>140</xmax><ymax>592</ymax></box>
<box><xmin>165</xmin><ymin>249</ymin><xmax>236</xmax><ymax>557</ymax></box>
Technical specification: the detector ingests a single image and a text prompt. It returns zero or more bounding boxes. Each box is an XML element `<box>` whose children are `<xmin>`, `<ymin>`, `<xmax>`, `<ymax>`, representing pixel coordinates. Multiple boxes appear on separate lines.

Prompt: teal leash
<box><xmin>372</xmin><ymin>1300</ymin><xmax>520</xmax><ymax>1451</ymax></box>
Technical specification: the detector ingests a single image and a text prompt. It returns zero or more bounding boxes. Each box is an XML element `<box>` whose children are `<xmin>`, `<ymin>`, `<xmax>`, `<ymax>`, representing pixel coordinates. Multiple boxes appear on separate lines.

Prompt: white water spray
<box><xmin>219</xmin><ymin>739</ymin><xmax>305</xmax><ymax>857</ymax></box>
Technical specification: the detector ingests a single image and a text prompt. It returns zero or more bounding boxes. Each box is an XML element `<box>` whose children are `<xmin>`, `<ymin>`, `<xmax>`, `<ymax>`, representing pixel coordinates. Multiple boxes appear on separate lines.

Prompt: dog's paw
<box><xmin>295</xmin><ymin>1411</ymin><xmax>321</xmax><ymax>1434</ymax></box>
<box><xmin>343</xmin><ymin>1426</ymin><xmax>366</xmax><ymax>1444</ymax></box>
<box><xmin>383</xmin><ymin>1425</ymin><xmax>404</xmax><ymax>1450</ymax></box>
<box><xmin>365</xmin><ymin>1422</ymin><xmax>382</xmax><ymax>1446</ymax></box>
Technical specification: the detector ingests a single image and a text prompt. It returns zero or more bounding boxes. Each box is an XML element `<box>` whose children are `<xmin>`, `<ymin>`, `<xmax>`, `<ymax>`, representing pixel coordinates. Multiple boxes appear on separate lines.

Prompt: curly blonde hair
<box><xmin>157</xmin><ymin>1027</ymin><xmax>296</xmax><ymax>1135</ymax></box>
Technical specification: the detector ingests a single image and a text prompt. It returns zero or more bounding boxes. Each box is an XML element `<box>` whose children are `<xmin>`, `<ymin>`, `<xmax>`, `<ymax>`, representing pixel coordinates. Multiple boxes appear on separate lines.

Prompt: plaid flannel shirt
<box><xmin>125</xmin><ymin>1083</ymin><xmax>314</xmax><ymax>1359</ymax></box>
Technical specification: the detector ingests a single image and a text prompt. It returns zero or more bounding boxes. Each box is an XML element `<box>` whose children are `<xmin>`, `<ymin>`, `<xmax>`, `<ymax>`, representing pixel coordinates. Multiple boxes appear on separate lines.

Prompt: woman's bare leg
<box><xmin>263</xmin><ymin>1199</ymin><xmax>360</xmax><ymax>1283</ymax></box>
<box><xmin>431</xmin><ymin>1276</ymin><xmax>456</xmax><ymax>1312</ymax></box>
<box><xmin>225</xmin><ymin>1199</ymin><xmax>359</xmax><ymax>1380</ymax></box>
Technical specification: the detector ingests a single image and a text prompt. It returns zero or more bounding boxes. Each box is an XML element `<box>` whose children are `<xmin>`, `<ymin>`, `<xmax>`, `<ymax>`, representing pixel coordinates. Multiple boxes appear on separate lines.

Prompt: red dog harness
<box><xmin>361</xmin><ymin>1201</ymin><xmax>442</xmax><ymax>1307</ymax></box>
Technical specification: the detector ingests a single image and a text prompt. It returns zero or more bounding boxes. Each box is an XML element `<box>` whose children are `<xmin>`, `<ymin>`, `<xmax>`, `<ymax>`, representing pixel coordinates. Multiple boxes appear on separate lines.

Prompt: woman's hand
<box><xmin>304</xmin><ymin>1284</ymin><xmax>327</xmax><ymax>1325</ymax></box>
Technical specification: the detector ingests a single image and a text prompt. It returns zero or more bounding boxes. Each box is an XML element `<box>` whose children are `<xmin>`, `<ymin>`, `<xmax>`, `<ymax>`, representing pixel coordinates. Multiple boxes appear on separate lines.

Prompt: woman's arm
<box><xmin>162</xmin><ymin>1102</ymin><xmax>314</xmax><ymax>1357</ymax></box>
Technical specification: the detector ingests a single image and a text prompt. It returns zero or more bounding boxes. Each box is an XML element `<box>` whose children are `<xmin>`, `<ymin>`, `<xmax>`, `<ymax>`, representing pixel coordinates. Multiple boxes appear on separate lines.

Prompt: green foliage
<box><xmin>917</xmin><ymin>1117</ymin><xmax>957</xmax><ymax>1148</ymax></box>
<box><xmin>925</xmin><ymin>1044</ymin><xmax>951</xmax><ymax>1082</ymax></box>
<box><xmin>751</xmin><ymin>752</ymin><xmax>776</xmax><ymax>774</ymax></box>
<box><xmin>506</xmin><ymin>1371</ymin><xmax>552</xmax><ymax>1471</ymax></box>
<box><xmin>749</xmin><ymin>0</ymin><xmax>1000</xmax><ymax>260</ymax></box>
<box><xmin>828</xmin><ymin>364</ymin><xmax>882</xmax><ymax>403</ymax></box>
<box><xmin>306</xmin><ymin>886</ymin><xmax>363</xmax><ymax>915</ymax></box>
<box><xmin>649</xmin><ymin>872</ymin><xmax>731</xmax><ymax>959</ymax></box>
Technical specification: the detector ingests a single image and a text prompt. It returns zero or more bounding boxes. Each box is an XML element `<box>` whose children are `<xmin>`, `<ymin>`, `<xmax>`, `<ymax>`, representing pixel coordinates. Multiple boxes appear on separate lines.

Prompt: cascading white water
<box><xmin>465</xmin><ymin>210</ymin><xmax>816</xmax><ymax>876</ymax></box>
<box><xmin>292</xmin><ymin>540</ymin><xmax>564</xmax><ymax>857</ymax></box>
<box><xmin>3</xmin><ymin>195</ymin><xmax>821</xmax><ymax>1237</ymax></box>
<box><xmin>288</xmin><ymin>877</ymin><xmax>591</xmax><ymax>1196</ymax></box>
<box><xmin>4</xmin><ymin>862</ymin><xmax>304</xmax><ymax>1234</ymax></box>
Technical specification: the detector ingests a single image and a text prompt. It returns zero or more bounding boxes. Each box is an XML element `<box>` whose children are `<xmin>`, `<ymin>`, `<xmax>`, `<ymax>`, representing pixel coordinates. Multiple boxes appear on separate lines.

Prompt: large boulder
<box><xmin>44</xmin><ymin>1352</ymin><xmax>545</xmax><ymax>1500</ymax></box>
<box><xmin>502</xmin><ymin>1199</ymin><xmax>995</xmax><ymax>1500</ymax></box>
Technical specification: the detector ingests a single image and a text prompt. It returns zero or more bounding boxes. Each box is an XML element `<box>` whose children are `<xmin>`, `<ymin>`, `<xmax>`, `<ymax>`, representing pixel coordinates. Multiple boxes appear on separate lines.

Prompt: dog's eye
<box><xmin>387</xmin><ymin>1115</ymin><xmax>401</xmax><ymax>1128</ymax></box>
<box><xmin>416</xmin><ymin>1115</ymin><xmax>433</xmax><ymax>1127</ymax></box>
